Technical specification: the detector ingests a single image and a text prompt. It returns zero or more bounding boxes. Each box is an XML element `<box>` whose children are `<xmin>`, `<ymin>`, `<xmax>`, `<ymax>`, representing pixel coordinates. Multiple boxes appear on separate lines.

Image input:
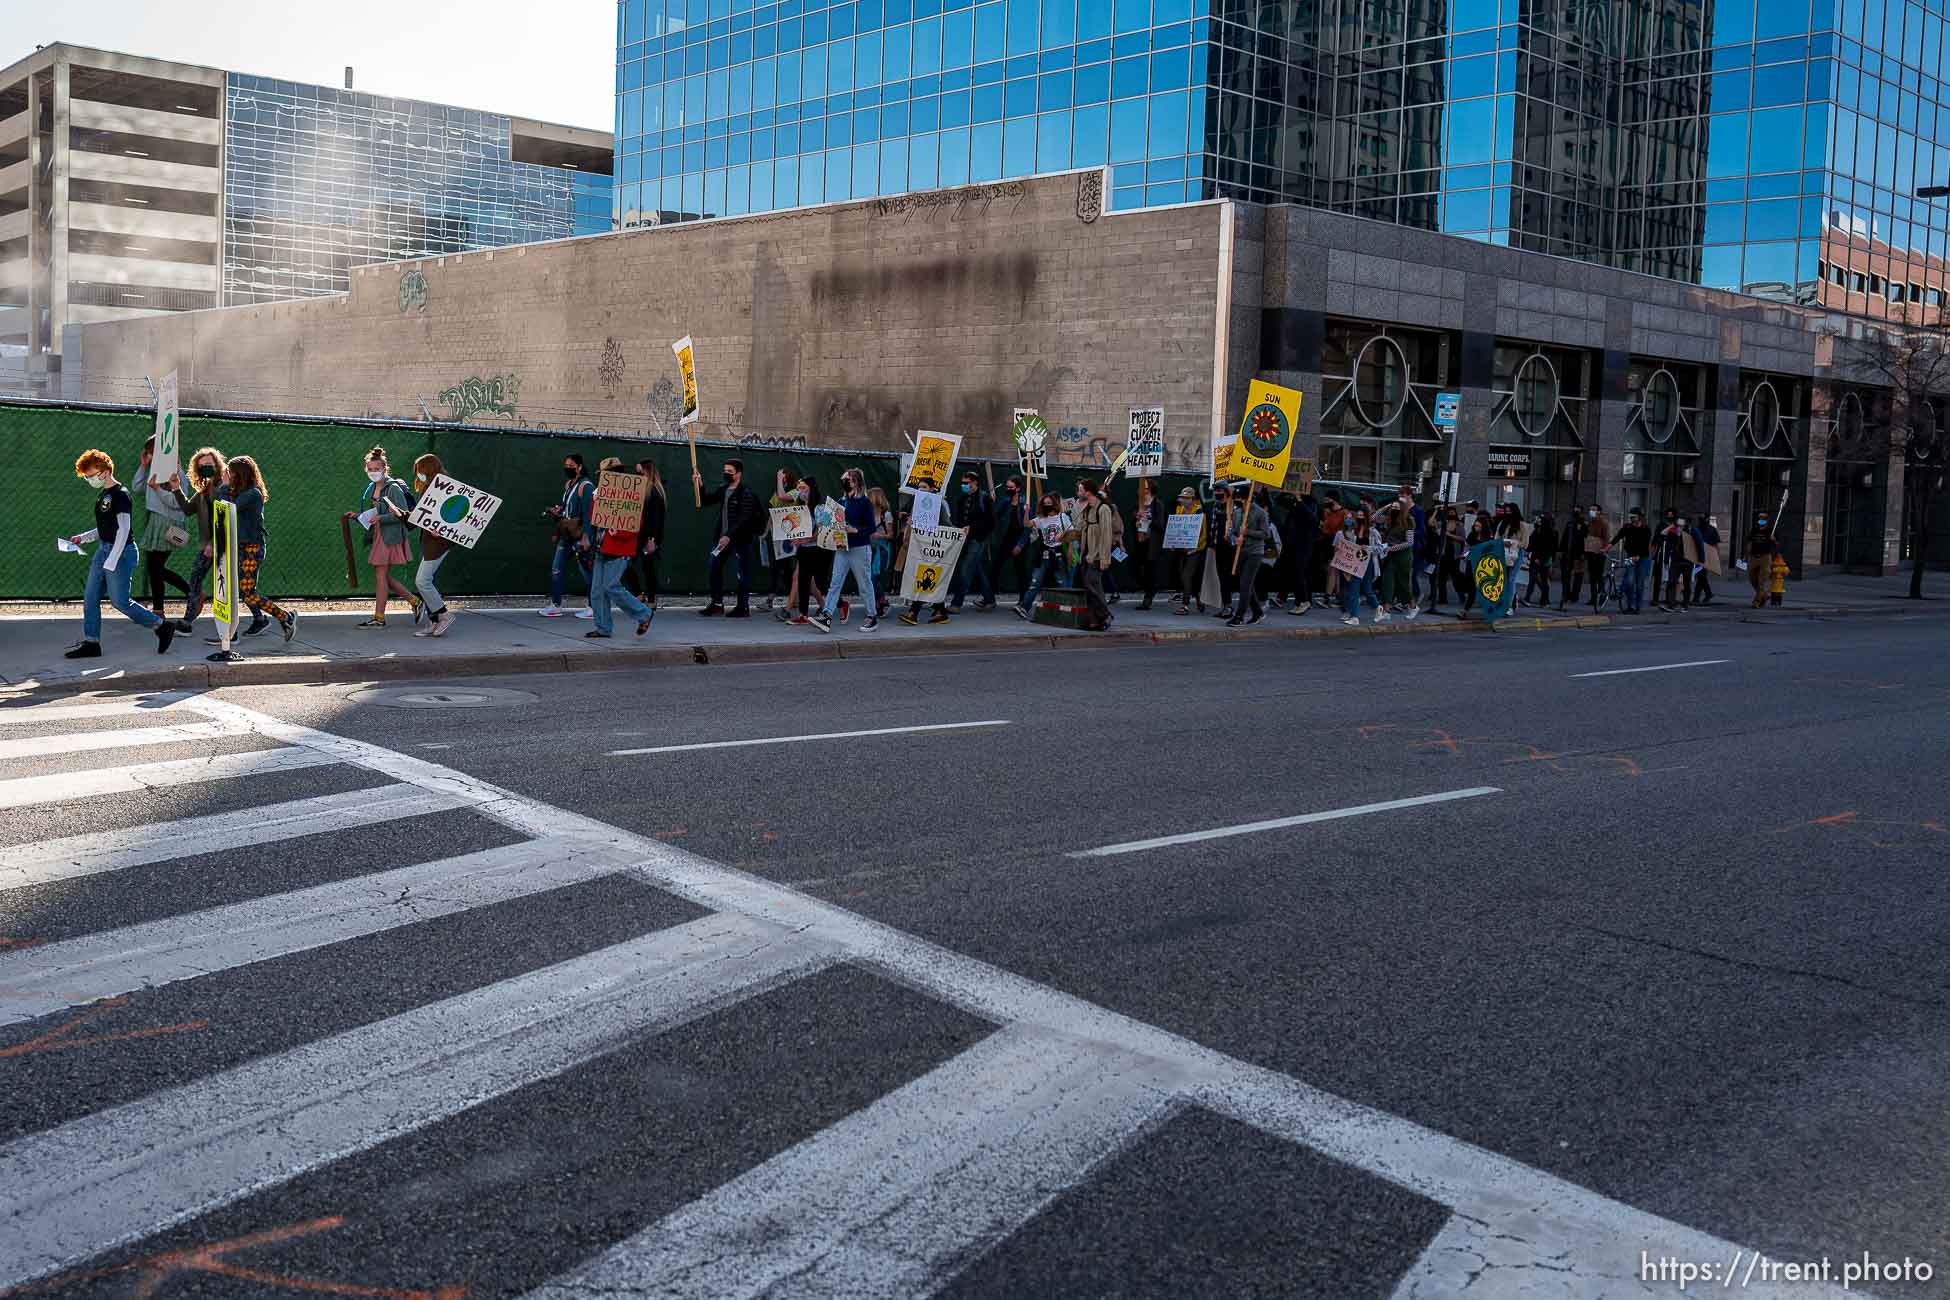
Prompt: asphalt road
<box><xmin>2</xmin><ymin>611</ymin><xmax>1948</xmax><ymax>1299</ymax></box>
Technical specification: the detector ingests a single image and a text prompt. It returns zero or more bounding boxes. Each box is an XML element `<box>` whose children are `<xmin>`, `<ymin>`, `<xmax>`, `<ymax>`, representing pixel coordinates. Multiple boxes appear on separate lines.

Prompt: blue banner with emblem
<box><xmin>1467</xmin><ymin>538</ymin><xmax>1519</xmax><ymax>624</ymax></box>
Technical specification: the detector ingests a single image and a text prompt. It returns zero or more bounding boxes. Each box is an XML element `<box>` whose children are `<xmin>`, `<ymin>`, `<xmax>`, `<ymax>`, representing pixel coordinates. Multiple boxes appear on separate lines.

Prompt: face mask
<box><xmin>85</xmin><ymin>472</ymin><xmax>111</xmax><ymax>489</ymax></box>
<box><xmin>563</xmin><ymin>467</ymin><xmax>579</xmax><ymax>480</ymax></box>
<box><xmin>1588</xmin><ymin>509</ymin><xmax>1598</xmax><ymax>518</ymax></box>
<box><xmin>1677</xmin><ymin>519</ymin><xmax>1687</xmax><ymax>528</ymax></box>
<box><xmin>415</xmin><ymin>474</ymin><xmax>430</xmax><ymax>489</ymax></box>
<box><xmin>723</xmin><ymin>471</ymin><xmax>736</xmax><ymax>484</ymax></box>
<box><xmin>367</xmin><ymin>469</ymin><xmax>386</xmax><ymax>482</ymax></box>
<box><xmin>195</xmin><ymin>464</ymin><xmax>218</xmax><ymax>482</ymax></box>
<box><xmin>1757</xmin><ymin>517</ymin><xmax>1768</xmax><ymax>527</ymax></box>
<box><xmin>962</xmin><ymin>483</ymin><xmax>974</xmax><ymax>494</ymax></box>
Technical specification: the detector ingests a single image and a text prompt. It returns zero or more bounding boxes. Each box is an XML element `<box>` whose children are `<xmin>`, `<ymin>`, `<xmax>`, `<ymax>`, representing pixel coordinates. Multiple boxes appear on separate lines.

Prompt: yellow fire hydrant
<box><xmin>1768</xmin><ymin>554</ymin><xmax>1789</xmax><ymax>607</ymax></box>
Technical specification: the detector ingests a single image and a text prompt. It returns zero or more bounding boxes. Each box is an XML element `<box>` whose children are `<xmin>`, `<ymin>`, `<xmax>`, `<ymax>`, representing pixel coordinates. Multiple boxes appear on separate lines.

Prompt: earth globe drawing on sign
<box><xmin>1242</xmin><ymin>401</ymin><xmax>1291</xmax><ymax>459</ymax></box>
<box><xmin>439</xmin><ymin>494</ymin><xmax>471</xmax><ymax>525</ymax></box>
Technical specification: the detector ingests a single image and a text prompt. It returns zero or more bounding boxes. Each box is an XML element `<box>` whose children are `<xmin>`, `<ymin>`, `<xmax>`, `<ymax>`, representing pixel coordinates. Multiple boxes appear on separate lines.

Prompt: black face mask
<box><xmin>723</xmin><ymin>471</ymin><xmax>736</xmax><ymax>484</ymax></box>
<box><xmin>563</xmin><ymin>467</ymin><xmax>579</xmax><ymax>480</ymax></box>
<box><xmin>195</xmin><ymin>465</ymin><xmax>219</xmax><ymax>482</ymax></box>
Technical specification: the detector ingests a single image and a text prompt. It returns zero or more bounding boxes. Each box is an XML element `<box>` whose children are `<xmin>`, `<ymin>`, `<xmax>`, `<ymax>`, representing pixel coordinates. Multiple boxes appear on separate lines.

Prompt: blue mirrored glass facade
<box><xmin>612</xmin><ymin>0</ymin><xmax>1950</xmax><ymax>312</ymax></box>
<box><xmin>224</xmin><ymin>74</ymin><xmax>613</xmax><ymax>306</ymax></box>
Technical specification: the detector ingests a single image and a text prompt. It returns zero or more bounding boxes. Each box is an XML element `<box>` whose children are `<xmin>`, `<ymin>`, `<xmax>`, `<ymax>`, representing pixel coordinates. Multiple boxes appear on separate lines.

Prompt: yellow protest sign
<box><xmin>1229</xmin><ymin>379</ymin><xmax>1303</xmax><ymax>488</ymax></box>
<box><xmin>904</xmin><ymin>430</ymin><xmax>961</xmax><ymax>493</ymax></box>
<box><xmin>671</xmin><ymin>336</ymin><xmax>700</xmax><ymax>425</ymax></box>
<box><xmin>1212</xmin><ymin>438</ymin><xmax>1236</xmax><ymax>482</ymax></box>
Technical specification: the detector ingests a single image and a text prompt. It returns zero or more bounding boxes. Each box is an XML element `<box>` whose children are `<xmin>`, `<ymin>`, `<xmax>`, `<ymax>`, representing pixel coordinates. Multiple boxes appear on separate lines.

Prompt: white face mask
<box><xmin>85</xmin><ymin>472</ymin><xmax>111</xmax><ymax>489</ymax></box>
<box><xmin>367</xmin><ymin>468</ymin><xmax>386</xmax><ymax>482</ymax></box>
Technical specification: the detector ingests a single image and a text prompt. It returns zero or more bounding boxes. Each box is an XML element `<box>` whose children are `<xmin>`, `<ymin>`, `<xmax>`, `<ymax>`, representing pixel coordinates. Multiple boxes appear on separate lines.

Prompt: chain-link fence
<box><xmin>3</xmin><ymin>399</ymin><xmax>1209</xmax><ymax>601</ymax></box>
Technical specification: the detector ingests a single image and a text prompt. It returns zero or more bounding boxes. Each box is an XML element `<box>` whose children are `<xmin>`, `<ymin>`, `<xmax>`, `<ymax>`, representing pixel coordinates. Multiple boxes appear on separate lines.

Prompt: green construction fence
<box><xmin>3</xmin><ymin>399</ymin><xmax>1229</xmax><ymax>602</ymax></box>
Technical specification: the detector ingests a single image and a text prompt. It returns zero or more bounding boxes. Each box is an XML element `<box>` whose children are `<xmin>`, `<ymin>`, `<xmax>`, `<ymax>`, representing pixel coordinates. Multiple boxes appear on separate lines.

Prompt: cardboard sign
<box><xmin>1212</xmin><ymin>437</ymin><xmax>1237</xmax><ymax>482</ymax></box>
<box><xmin>905</xmin><ymin>431</ymin><xmax>961</xmax><ymax>493</ymax></box>
<box><xmin>672</xmin><ymin>336</ymin><xmax>700</xmax><ymax>425</ymax></box>
<box><xmin>770</xmin><ymin>505</ymin><xmax>813</xmax><ymax>543</ymax></box>
<box><xmin>1163</xmin><ymin>512</ymin><xmax>1204</xmax><ymax>550</ymax></box>
<box><xmin>405</xmin><ymin>472</ymin><xmax>504</xmax><ymax>549</ymax></box>
<box><xmin>1126</xmin><ymin>408</ymin><xmax>1165</xmax><ymax>478</ymax></box>
<box><xmin>911</xmin><ymin>490</ymin><xmax>945</xmax><ymax>531</ymax></box>
<box><xmin>899</xmin><ymin>524</ymin><xmax>968</xmax><ymax>603</ymax></box>
<box><xmin>211</xmin><ymin>498</ymin><xmax>237</xmax><ymax>635</ymax></box>
<box><xmin>814</xmin><ymin>500</ymin><xmax>849</xmax><ymax>551</ymax></box>
<box><xmin>591</xmin><ymin>471</ymin><xmax>647</xmax><ymax>533</ymax></box>
<box><xmin>1281</xmin><ymin>456</ymin><xmax>1316</xmax><ymax>495</ymax></box>
<box><xmin>1230</xmin><ymin>379</ymin><xmax>1304</xmax><ymax>488</ymax></box>
<box><xmin>152</xmin><ymin>370</ymin><xmax>180</xmax><ymax>489</ymax></box>
<box><xmin>1330</xmin><ymin>533</ymin><xmax>1371</xmax><ymax>577</ymax></box>
<box><xmin>1012</xmin><ymin>409</ymin><xmax>1049</xmax><ymax>478</ymax></box>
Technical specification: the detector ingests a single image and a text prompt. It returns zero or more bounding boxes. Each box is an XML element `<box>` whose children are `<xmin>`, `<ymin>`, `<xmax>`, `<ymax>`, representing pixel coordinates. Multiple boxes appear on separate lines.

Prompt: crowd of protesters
<box><xmin>62</xmin><ymin>441</ymin><xmax>1788</xmax><ymax>658</ymax></box>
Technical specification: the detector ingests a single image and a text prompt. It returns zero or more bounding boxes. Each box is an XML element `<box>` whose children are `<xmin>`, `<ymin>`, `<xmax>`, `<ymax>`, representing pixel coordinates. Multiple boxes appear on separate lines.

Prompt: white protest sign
<box><xmin>770</xmin><ymin>505</ymin><xmax>813</xmax><ymax>543</ymax></box>
<box><xmin>1126</xmin><ymin>407</ymin><xmax>1164</xmax><ymax>478</ymax></box>
<box><xmin>910</xmin><ymin>490</ymin><xmax>944</xmax><ymax>531</ymax></box>
<box><xmin>405</xmin><ymin>473</ymin><xmax>503</xmax><ymax>548</ymax></box>
<box><xmin>814</xmin><ymin>500</ymin><xmax>848</xmax><ymax>551</ymax></box>
<box><xmin>1012</xmin><ymin>409</ymin><xmax>1050</xmax><ymax>478</ymax></box>
<box><xmin>1163</xmin><ymin>512</ymin><xmax>1204</xmax><ymax>550</ymax></box>
<box><xmin>152</xmin><ymin>371</ymin><xmax>180</xmax><ymax>489</ymax></box>
<box><xmin>899</xmin><ymin>524</ymin><xmax>968</xmax><ymax>603</ymax></box>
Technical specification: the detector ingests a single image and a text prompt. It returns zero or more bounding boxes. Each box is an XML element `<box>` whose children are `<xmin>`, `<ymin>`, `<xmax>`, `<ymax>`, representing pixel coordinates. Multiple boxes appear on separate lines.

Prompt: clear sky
<box><xmin>2</xmin><ymin>0</ymin><xmax>616</xmax><ymax>129</ymax></box>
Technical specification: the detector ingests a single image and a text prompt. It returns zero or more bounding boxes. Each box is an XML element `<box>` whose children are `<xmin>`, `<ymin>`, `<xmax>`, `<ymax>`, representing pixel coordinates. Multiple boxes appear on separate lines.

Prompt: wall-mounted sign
<box><xmin>1488</xmin><ymin>448</ymin><xmax>1534</xmax><ymax>477</ymax></box>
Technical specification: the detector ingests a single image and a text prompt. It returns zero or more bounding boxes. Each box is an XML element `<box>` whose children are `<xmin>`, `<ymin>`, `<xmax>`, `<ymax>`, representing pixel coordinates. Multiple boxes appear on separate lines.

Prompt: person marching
<box><xmin>1171</xmin><ymin>486</ymin><xmax>1208</xmax><ymax>615</ymax></box>
<box><xmin>631</xmin><ymin>457</ymin><xmax>669</xmax><ymax>612</ymax></box>
<box><xmin>809</xmin><ymin>467</ymin><xmax>880</xmax><ymax>633</ymax></box>
<box><xmin>409</xmin><ymin>452</ymin><xmax>457</xmax><ymax>638</ymax></box>
<box><xmin>353</xmin><ymin>446</ymin><xmax>422</xmax><ymax>629</ymax></box>
<box><xmin>225</xmin><ymin>454</ymin><xmax>299</xmax><ymax>643</ymax></box>
<box><xmin>170</xmin><ymin>444</ymin><xmax>227</xmax><ymax>629</ymax></box>
<box><xmin>135</xmin><ymin>435</ymin><xmax>194</xmax><ymax>626</ymax></box>
<box><xmin>63</xmin><ymin>449</ymin><xmax>177</xmax><ymax>658</ymax></box>
<box><xmin>693</xmin><ymin>458</ymin><xmax>765</xmax><ymax>617</ymax></box>
<box><xmin>585</xmin><ymin>456</ymin><xmax>656</xmax><ymax>639</ymax></box>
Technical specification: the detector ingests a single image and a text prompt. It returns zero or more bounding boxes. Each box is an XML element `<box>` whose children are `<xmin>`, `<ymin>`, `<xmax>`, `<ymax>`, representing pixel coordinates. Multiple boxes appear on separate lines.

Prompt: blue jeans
<box><xmin>1018</xmin><ymin>552</ymin><xmax>1064</xmax><ymax>612</ymax></box>
<box><xmin>590</xmin><ymin>553</ymin><xmax>652</xmax><ymax>634</ymax></box>
<box><xmin>824</xmin><ymin>545</ymin><xmax>875</xmax><ymax>618</ymax></box>
<box><xmin>1625</xmin><ymin>556</ymin><xmax>1649</xmax><ymax>612</ymax></box>
<box><xmin>1340</xmin><ymin>573</ymin><xmax>1375</xmax><ymax>619</ymax></box>
<box><xmin>948</xmin><ymin>537</ymin><xmax>992</xmax><ymax>605</ymax></box>
<box><xmin>709</xmin><ymin>538</ymin><xmax>755</xmax><ymax>607</ymax></box>
<box><xmin>83</xmin><ymin>548</ymin><xmax>162</xmax><ymax>641</ymax></box>
<box><xmin>548</xmin><ymin>540</ymin><xmax>590</xmax><ymax>603</ymax></box>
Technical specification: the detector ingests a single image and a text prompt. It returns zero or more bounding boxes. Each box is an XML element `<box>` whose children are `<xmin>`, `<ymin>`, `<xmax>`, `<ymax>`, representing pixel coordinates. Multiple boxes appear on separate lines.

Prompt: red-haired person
<box><xmin>63</xmin><ymin>449</ymin><xmax>176</xmax><ymax>658</ymax></box>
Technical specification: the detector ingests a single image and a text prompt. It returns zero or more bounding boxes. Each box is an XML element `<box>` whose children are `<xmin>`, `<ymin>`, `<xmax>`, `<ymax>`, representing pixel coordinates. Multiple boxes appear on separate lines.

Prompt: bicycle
<box><xmin>1591</xmin><ymin>551</ymin><xmax>1622</xmax><ymax>612</ymax></box>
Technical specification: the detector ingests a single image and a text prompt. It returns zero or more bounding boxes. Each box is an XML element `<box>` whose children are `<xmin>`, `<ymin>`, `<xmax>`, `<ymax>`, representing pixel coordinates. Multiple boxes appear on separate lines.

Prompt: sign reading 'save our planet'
<box><xmin>406</xmin><ymin>473</ymin><xmax>503</xmax><ymax>548</ymax></box>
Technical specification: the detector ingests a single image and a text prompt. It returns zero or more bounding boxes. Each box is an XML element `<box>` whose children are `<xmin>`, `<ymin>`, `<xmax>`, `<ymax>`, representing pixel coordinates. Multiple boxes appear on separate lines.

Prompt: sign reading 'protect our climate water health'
<box><xmin>406</xmin><ymin>473</ymin><xmax>504</xmax><ymax>549</ymax></box>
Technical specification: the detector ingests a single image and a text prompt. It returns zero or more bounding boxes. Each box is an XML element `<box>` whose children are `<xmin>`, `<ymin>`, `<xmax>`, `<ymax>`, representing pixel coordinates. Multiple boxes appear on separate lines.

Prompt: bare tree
<box><xmin>1841</xmin><ymin>321</ymin><xmax>1949</xmax><ymax>598</ymax></box>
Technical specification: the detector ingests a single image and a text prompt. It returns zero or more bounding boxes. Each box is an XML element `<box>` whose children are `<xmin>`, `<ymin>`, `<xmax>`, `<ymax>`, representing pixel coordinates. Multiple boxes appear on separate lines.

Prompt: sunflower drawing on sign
<box><xmin>1243</xmin><ymin>401</ymin><xmax>1291</xmax><ymax>460</ymax></box>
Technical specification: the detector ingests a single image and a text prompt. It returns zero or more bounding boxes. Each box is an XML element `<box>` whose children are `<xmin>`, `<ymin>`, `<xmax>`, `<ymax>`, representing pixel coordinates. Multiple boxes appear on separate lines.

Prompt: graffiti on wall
<box><xmin>1077</xmin><ymin>172</ymin><xmax>1103</xmax><ymax>224</ymax></box>
<box><xmin>737</xmin><ymin>431</ymin><xmax>810</xmax><ymax>450</ymax></box>
<box><xmin>871</xmin><ymin>181</ymin><xmax>1026</xmax><ymax>221</ymax></box>
<box><xmin>599</xmin><ymin>339</ymin><xmax>627</xmax><ymax>399</ymax></box>
<box><xmin>645</xmin><ymin>375</ymin><xmax>683</xmax><ymax>436</ymax></box>
<box><xmin>398</xmin><ymin>270</ymin><xmax>428</xmax><ymax>315</ymax></box>
<box><xmin>437</xmin><ymin>374</ymin><xmax>520</xmax><ymax>423</ymax></box>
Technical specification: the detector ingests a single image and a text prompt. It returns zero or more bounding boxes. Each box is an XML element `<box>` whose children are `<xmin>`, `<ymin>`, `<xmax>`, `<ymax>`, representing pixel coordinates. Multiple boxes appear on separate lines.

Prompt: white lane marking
<box><xmin>0</xmin><ymin>913</ymin><xmax>834</xmax><ymax>1290</ymax></box>
<box><xmin>0</xmin><ymin>746</ymin><xmax>337</xmax><ymax>810</ymax></box>
<box><xmin>0</xmin><ymin>785</ymin><xmax>473</xmax><ymax>892</ymax></box>
<box><xmin>526</xmin><ymin>1023</ymin><xmax>1179</xmax><ymax>1300</ymax></box>
<box><xmin>0</xmin><ymin>720</ymin><xmax>248</xmax><ymax>762</ymax></box>
<box><xmin>0</xmin><ymin>693</ymin><xmax>197</xmax><ymax>725</ymax></box>
<box><xmin>154</xmin><ymin>699</ymin><xmax>1854</xmax><ymax>1299</ymax></box>
<box><xmin>1068</xmin><ymin>787</ymin><xmax>1502</xmax><ymax>858</ymax></box>
<box><xmin>1570</xmin><ymin>659</ymin><xmax>1731</xmax><ymax>678</ymax></box>
<box><xmin>610</xmin><ymin>720</ymin><xmax>1012</xmax><ymax>756</ymax></box>
<box><xmin>0</xmin><ymin>839</ymin><xmax>637</xmax><ymax>1026</ymax></box>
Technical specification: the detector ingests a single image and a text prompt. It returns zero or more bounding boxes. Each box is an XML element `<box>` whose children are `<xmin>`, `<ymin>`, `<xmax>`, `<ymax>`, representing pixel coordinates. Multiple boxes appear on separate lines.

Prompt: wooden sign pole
<box><xmin>689</xmin><ymin>431</ymin><xmax>701</xmax><ymax>507</ymax></box>
<box><xmin>1231</xmin><ymin>482</ymin><xmax>1255</xmax><ymax>575</ymax></box>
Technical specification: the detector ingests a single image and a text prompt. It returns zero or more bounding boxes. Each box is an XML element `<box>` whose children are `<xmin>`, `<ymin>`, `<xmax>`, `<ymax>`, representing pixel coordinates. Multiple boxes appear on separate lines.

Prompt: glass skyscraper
<box><xmin>611</xmin><ymin>0</ymin><xmax>1950</xmax><ymax>313</ymax></box>
<box><xmin>225</xmin><ymin>75</ymin><xmax>614</xmax><ymax>306</ymax></box>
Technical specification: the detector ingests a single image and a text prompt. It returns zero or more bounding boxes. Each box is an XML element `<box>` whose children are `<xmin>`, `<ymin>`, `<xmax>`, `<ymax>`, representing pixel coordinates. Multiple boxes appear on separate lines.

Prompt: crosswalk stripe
<box><xmin>0</xmin><ymin>838</ymin><xmax>639</xmax><ymax>1026</ymax></box>
<box><xmin>0</xmin><ymin>694</ymin><xmax>198</xmax><ymax>725</ymax></box>
<box><xmin>0</xmin><ymin>785</ymin><xmax>474</xmax><ymax>892</ymax></box>
<box><xmin>0</xmin><ymin>745</ymin><xmax>339</xmax><ymax>810</ymax></box>
<box><xmin>524</xmin><ymin>1023</ymin><xmax>1180</xmax><ymax>1300</ymax></box>
<box><xmin>0</xmin><ymin>720</ymin><xmax>248</xmax><ymax>762</ymax></box>
<box><xmin>0</xmin><ymin>912</ymin><xmax>835</xmax><ymax>1291</ymax></box>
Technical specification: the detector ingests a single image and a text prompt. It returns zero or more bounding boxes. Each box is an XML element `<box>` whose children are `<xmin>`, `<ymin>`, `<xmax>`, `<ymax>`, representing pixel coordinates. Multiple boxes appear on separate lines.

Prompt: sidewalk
<box><xmin>0</xmin><ymin>572</ymin><xmax>1933</xmax><ymax>695</ymax></box>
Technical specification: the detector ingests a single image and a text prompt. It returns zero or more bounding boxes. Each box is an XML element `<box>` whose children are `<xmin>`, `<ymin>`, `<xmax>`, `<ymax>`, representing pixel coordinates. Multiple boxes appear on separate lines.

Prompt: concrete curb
<box><xmin>5</xmin><ymin>609</ymin><xmax>1623</xmax><ymax>697</ymax></box>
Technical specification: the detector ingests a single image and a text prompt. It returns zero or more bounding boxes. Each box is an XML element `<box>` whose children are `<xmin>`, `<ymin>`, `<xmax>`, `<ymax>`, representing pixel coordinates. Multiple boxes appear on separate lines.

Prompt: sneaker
<box><xmin>1404</xmin><ymin>604</ymin><xmax>1420</xmax><ymax>620</ymax></box>
<box><xmin>788</xmin><ymin>613</ymin><xmax>810</xmax><ymax>626</ymax></box>
<box><xmin>976</xmin><ymin>599</ymin><xmax>996</xmax><ymax>612</ymax></box>
<box><xmin>173</xmin><ymin>619</ymin><xmax>195</xmax><ymax>633</ymax></box>
<box><xmin>1175</xmin><ymin>604</ymin><xmax>1189</xmax><ymax>616</ymax></box>
<box><xmin>839</xmin><ymin>600</ymin><xmax>850</xmax><ymax>624</ymax></box>
<box><xmin>1226</xmin><ymin>617</ymin><xmax>1243</xmax><ymax>627</ymax></box>
<box><xmin>1013</xmin><ymin>604</ymin><xmax>1029</xmax><ymax>620</ymax></box>
<box><xmin>282</xmin><ymin>611</ymin><xmax>299</xmax><ymax>643</ymax></box>
<box><xmin>636</xmin><ymin>616</ymin><xmax>652</xmax><ymax>637</ymax></box>
<box><xmin>929</xmin><ymin>608</ymin><xmax>951</xmax><ymax>625</ymax></box>
<box><xmin>430</xmin><ymin>612</ymin><xmax>455</xmax><ymax>638</ymax></box>
<box><xmin>860</xmin><ymin>617</ymin><xmax>879</xmax><ymax>632</ymax></box>
<box><xmin>773</xmin><ymin>607</ymin><xmax>793</xmax><ymax>623</ymax></box>
<box><xmin>1215</xmin><ymin>607</ymin><xmax>1234</xmax><ymax>620</ymax></box>
<box><xmin>763</xmin><ymin>595</ymin><xmax>778</xmax><ymax>611</ymax></box>
<box><xmin>1286</xmin><ymin>602</ymin><xmax>1308</xmax><ymax>616</ymax></box>
<box><xmin>808</xmin><ymin>614</ymin><xmax>832</xmax><ymax>633</ymax></box>
<box><xmin>413</xmin><ymin>622</ymin><xmax>437</xmax><ymax>638</ymax></box>
<box><xmin>899</xmin><ymin>610</ymin><xmax>919</xmax><ymax>626</ymax></box>
<box><xmin>584</xmin><ymin>629</ymin><xmax>611</xmax><ymax>638</ymax></box>
<box><xmin>410</xmin><ymin>595</ymin><xmax>426</xmax><ymax>624</ymax></box>
<box><xmin>242</xmin><ymin>616</ymin><xmax>270</xmax><ymax>636</ymax></box>
<box><xmin>726</xmin><ymin>606</ymin><xmax>751</xmax><ymax>619</ymax></box>
<box><xmin>1247</xmin><ymin>609</ymin><xmax>1264</xmax><ymax>625</ymax></box>
<box><xmin>947</xmin><ymin>603</ymin><xmax>964</xmax><ymax>613</ymax></box>
<box><xmin>354</xmin><ymin>617</ymin><xmax>385</xmax><ymax>629</ymax></box>
<box><xmin>64</xmin><ymin>640</ymin><xmax>102</xmax><ymax>659</ymax></box>
<box><xmin>575</xmin><ymin>608</ymin><xmax>594</xmax><ymax>620</ymax></box>
<box><xmin>1342</xmin><ymin>615</ymin><xmax>1360</xmax><ymax>626</ymax></box>
<box><xmin>1375</xmin><ymin>608</ymin><xmax>1392</xmax><ymax>623</ymax></box>
<box><xmin>699</xmin><ymin>604</ymin><xmax>724</xmax><ymax>617</ymax></box>
<box><xmin>539</xmin><ymin>604</ymin><xmax>566</xmax><ymax>618</ymax></box>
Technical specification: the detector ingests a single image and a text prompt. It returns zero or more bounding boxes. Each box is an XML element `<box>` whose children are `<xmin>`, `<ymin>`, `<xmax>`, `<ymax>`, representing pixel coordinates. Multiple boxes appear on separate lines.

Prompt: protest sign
<box><xmin>1281</xmin><ymin>456</ymin><xmax>1316</xmax><ymax>495</ymax></box>
<box><xmin>899</xmin><ymin>524</ymin><xmax>968</xmax><ymax>603</ymax></box>
<box><xmin>405</xmin><ymin>473</ymin><xmax>503</xmax><ymax>549</ymax></box>
<box><xmin>1330</xmin><ymin>533</ymin><xmax>1371</xmax><ymax>577</ymax></box>
<box><xmin>911</xmin><ymin>490</ymin><xmax>945</xmax><ymax>531</ymax></box>
<box><xmin>1126</xmin><ymin>408</ymin><xmax>1164</xmax><ymax>477</ymax></box>
<box><xmin>770</xmin><ymin>505</ymin><xmax>813</xmax><ymax>544</ymax></box>
<box><xmin>672</xmin><ymin>336</ymin><xmax>700</xmax><ymax>425</ymax></box>
<box><xmin>1212</xmin><ymin>437</ymin><xmax>1237</xmax><ymax>482</ymax></box>
<box><xmin>1012</xmin><ymin>409</ymin><xmax>1050</xmax><ymax>478</ymax></box>
<box><xmin>1229</xmin><ymin>379</ymin><xmax>1304</xmax><ymax>488</ymax></box>
<box><xmin>814</xmin><ymin>500</ymin><xmax>849</xmax><ymax>550</ymax></box>
<box><xmin>1163</xmin><ymin>512</ymin><xmax>1204</xmax><ymax>550</ymax></box>
<box><xmin>590</xmin><ymin>471</ymin><xmax>647</xmax><ymax>533</ymax></box>
<box><xmin>152</xmin><ymin>370</ymin><xmax>180</xmax><ymax>488</ymax></box>
<box><xmin>905</xmin><ymin>431</ymin><xmax>961</xmax><ymax>493</ymax></box>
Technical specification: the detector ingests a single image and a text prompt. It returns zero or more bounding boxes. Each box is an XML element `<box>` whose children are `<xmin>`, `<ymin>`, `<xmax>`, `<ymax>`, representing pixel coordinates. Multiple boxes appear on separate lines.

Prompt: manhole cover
<box><xmin>347</xmin><ymin>686</ymin><xmax>540</xmax><ymax>709</ymax></box>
